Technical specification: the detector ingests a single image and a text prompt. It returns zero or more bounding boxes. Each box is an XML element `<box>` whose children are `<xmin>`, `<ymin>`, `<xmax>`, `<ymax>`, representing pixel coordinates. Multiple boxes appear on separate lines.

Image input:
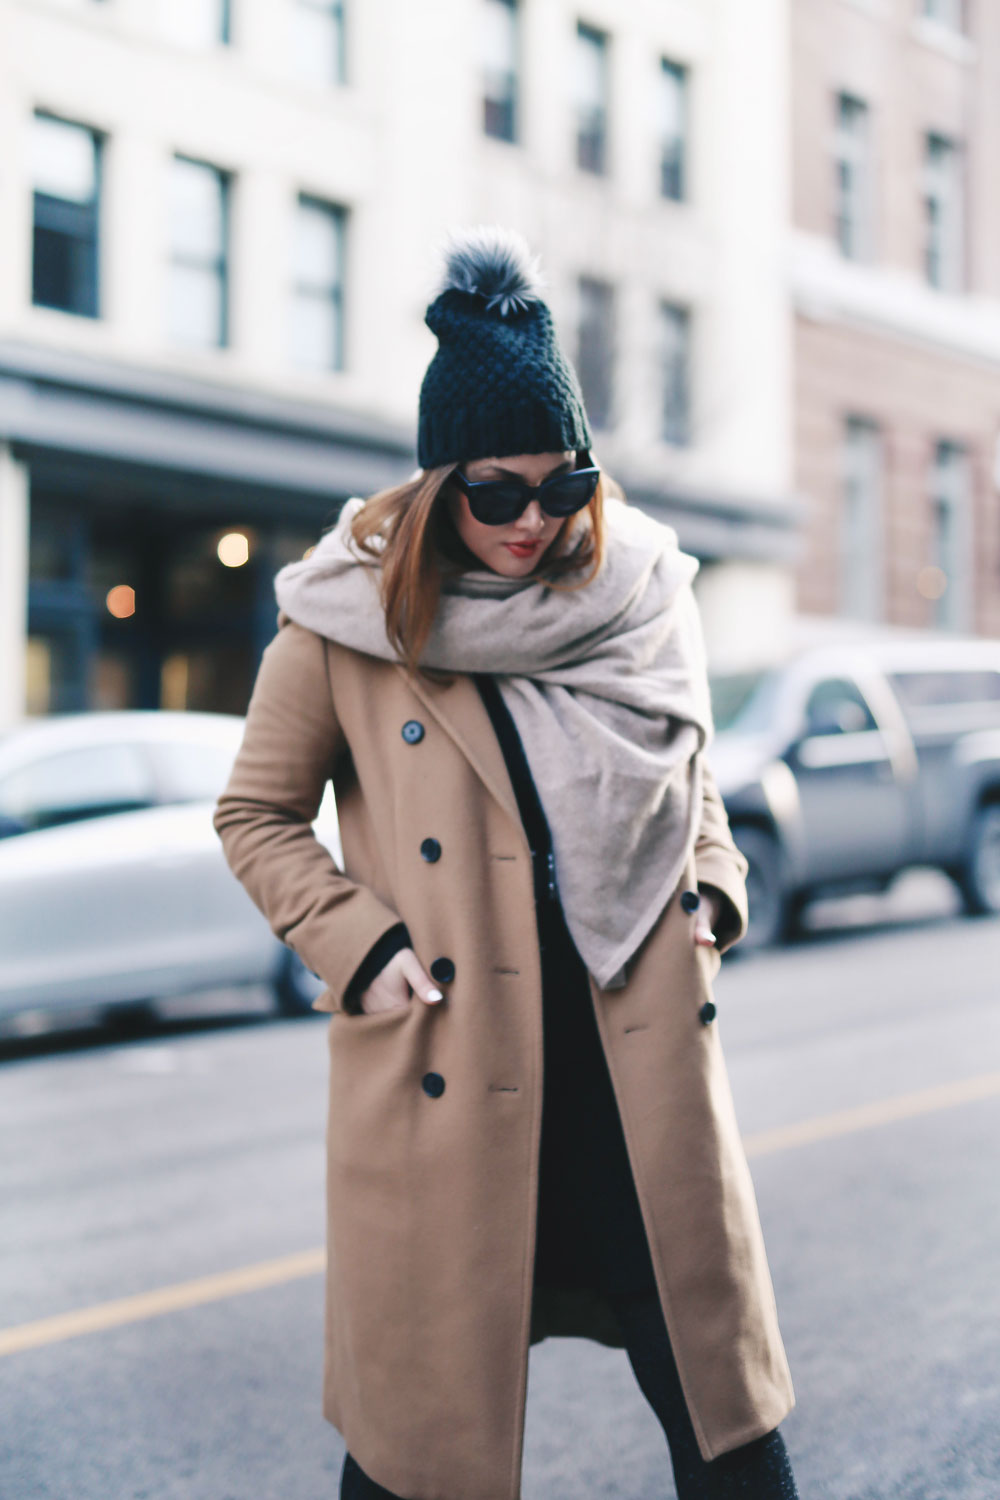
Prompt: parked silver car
<box><xmin>0</xmin><ymin>711</ymin><xmax>338</xmax><ymax>1022</ymax></box>
<box><xmin>708</xmin><ymin>632</ymin><xmax>1000</xmax><ymax>950</ymax></box>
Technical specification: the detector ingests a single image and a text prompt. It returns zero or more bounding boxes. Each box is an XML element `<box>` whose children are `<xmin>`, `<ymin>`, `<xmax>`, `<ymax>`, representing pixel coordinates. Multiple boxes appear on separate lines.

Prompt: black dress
<box><xmin>342</xmin><ymin>675</ymin><xmax>658</xmax><ymax>1297</ymax></box>
<box><xmin>473</xmin><ymin>674</ymin><xmax>657</xmax><ymax>1296</ymax></box>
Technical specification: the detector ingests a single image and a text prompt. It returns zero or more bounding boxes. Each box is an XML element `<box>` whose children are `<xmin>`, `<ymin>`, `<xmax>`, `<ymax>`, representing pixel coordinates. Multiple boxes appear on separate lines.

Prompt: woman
<box><xmin>213</xmin><ymin>225</ymin><xmax>798</xmax><ymax>1500</ymax></box>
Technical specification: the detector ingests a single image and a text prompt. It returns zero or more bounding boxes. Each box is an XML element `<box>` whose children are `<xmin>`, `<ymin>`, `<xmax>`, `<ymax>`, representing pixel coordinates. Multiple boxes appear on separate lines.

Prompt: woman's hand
<box><xmin>357</xmin><ymin>948</ymin><xmax>444</xmax><ymax>1015</ymax></box>
<box><xmin>693</xmin><ymin>888</ymin><xmax>721</xmax><ymax>948</ymax></box>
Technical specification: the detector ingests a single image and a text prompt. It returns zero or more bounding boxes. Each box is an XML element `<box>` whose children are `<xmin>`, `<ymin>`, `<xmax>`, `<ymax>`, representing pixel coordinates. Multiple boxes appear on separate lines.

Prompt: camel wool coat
<box><xmin>213</xmin><ymin>615</ymin><xmax>795</xmax><ymax>1500</ymax></box>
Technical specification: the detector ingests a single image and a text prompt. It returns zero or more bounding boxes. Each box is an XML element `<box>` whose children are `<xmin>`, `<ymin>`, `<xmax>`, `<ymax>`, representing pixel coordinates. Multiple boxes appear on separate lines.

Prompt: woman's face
<box><xmin>444</xmin><ymin>449</ymin><xmax>577</xmax><ymax>578</ymax></box>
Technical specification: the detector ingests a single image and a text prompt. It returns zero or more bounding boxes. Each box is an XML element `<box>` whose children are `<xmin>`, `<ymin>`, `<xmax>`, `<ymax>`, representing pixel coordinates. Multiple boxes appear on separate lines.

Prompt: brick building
<box><xmin>790</xmin><ymin>0</ymin><xmax>1000</xmax><ymax>638</ymax></box>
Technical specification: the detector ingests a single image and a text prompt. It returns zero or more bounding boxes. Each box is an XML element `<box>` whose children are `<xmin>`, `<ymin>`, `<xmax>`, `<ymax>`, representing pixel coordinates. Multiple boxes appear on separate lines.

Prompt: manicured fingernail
<box><xmin>427</xmin><ymin>989</ymin><xmax>444</xmax><ymax>1002</ymax></box>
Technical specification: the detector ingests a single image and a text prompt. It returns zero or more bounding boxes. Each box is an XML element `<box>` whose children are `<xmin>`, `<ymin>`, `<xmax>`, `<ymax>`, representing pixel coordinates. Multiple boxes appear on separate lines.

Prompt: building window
<box><xmin>157</xmin><ymin>0</ymin><xmax>231</xmax><ymax>47</ymax></box>
<box><xmin>31</xmin><ymin>113</ymin><xmax>101</xmax><ymax>319</ymax></box>
<box><xmin>923</xmin><ymin>133</ymin><xmax>963</xmax><ymax>292</ymax></box>
<box><xmin>168</xmin><ymin>157</ymin><xmax>229</xmax><ymax>350</ymax></box>
<box><xmin>840</xmin><ymin>417</ymin><xmax>883</xmax><ymax>621</ymax></box>
<box><xmin>291</xmin><ymin>197</ymin><xmax>346</xmax><ymax>371</ymax></box>
<box><xmin>482</xmin><ymin>0</ymin><xmax>519</xmax><ymax>142</ymax></box>
<box><xmin>921</xmin><ymin>0</ymin><xmax>965</xmax><ymax>29</ymax></box>
<box><xmin>575</xmin><ymin>22</ymin><xmax>609</xmax><ymax>175</ymax></box>
<box><xmin>292</xmin><ymin>0</ymin><xmax>345</xmax><ymax>86</ymax></box>
<box><xmin>659</xmin><ymin>302</ymin><xmax>691</xmax><ymax>446</ymax></box>
<box><xmin>659</xmin><ymin>59</ymin><xmax>688</xmax><ymax>202</ymax></box>
<box><xmin>834</xmin><ymin>93</ymin><xmax>872</xmax><ymax>261</ymax></box>
<box><xmin>928</xmin><ymin>440</ymin><xmax>971</xmax><ymax>630</ymax></box>
<box><xmin>577</xmin><ymin>276</ymin><xmax>615</xmax><ymax>430</ymax></box>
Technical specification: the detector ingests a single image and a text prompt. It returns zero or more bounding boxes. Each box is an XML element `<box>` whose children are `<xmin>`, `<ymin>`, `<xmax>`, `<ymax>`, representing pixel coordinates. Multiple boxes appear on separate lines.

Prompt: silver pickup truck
<box><xmin>707</xmin><ymin>634</ymin><xmax>1000</xmax><ymax>950</ymax></box>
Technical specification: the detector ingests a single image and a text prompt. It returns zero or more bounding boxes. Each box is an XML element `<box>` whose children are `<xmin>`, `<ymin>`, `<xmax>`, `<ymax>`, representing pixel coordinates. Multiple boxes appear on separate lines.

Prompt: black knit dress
<box><xmin>473</xmin><ymin>674</ymin><xmax>658</xmax><ymax>1297</ymax></box>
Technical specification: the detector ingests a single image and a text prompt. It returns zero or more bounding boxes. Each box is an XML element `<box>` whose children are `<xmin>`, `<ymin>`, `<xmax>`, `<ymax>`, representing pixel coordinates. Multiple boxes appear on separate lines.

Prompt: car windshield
<box><xmin>708</xmin><ymin>669</ymin><xmax>778</xmax><ymax>733</ymax></box>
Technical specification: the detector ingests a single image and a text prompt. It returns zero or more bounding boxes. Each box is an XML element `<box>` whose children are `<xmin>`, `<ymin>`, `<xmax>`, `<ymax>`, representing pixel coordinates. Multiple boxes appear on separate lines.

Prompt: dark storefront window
<box><xmin>27</xmin><ymin>492</ymin><xmax>319</xmax><ymax>717</ymax></box>
<box><xmin>32</xmin><ymin>113</ymin><xmax>101</xmax><ymax>318</ymax></box>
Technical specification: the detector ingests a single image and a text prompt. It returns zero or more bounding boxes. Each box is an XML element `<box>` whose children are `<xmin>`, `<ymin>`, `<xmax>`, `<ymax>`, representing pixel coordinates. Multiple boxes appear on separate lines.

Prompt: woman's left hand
<box><xmin>693</xmin><ymin>888</ymin><xmax>721</xmax><ymax>948</ymax></box>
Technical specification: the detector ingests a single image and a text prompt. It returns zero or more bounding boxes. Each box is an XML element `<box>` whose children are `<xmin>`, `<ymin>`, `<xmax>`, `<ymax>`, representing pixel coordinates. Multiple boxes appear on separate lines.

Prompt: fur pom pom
<box><xmin>432</xmin><ymin>223</ymin><xmax>546</xmax><ymax>317</ymax></box>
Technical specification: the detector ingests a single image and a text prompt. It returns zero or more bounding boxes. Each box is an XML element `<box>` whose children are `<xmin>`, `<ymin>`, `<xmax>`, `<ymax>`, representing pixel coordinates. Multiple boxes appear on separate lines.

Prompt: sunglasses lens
<box><xmin>540</xmin><ymin>469</ymin><xmax>600</xmax><ymax>516</ymax></box>
<box><xmin>466</xmin><ymin>483</ymin><xmax>527</xmax><ymax>526</ymax></box>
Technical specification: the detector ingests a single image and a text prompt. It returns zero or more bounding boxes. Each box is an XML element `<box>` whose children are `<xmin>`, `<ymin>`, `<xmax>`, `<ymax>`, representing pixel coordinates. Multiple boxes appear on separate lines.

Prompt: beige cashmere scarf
<box><xmin>273</xmin><ymin>494</ymin><xmax>714</xmax><ymax>989</ymax></box>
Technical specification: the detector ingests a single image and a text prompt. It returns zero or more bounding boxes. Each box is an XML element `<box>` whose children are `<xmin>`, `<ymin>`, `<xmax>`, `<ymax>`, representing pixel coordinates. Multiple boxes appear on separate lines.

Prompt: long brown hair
<box><xmin>348</xmin><ymin>453</ymin><xmax>616</xmax><ymax>673</ymax></box>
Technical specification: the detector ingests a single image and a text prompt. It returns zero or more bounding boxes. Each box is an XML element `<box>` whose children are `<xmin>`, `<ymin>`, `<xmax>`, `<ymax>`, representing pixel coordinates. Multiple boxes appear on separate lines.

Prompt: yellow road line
<box><xmin>0</xmin><ymin>1247</ymin><xmax>325</xmax><ymax>1358</ymax></box>
<box><xmin>4</xmin><ymin>1068</ymin><xmax>1000</xmax><ymax>1360</ymax></box>
<box><xmin>744</xmin><ymin>1068</ymin><xmax>1000</xmax><ymax>1159</ymax></box>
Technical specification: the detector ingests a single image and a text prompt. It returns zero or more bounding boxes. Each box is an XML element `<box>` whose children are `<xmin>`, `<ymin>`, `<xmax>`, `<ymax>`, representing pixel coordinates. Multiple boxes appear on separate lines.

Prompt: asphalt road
<box><xmin>2</xmin><ymin>874</ymin><xmax>999</xmax><ymax>1500</ymax></box>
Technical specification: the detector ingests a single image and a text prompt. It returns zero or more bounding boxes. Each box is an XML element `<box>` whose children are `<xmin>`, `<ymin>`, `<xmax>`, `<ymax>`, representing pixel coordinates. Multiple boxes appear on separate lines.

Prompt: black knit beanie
<box><xmin>417</xmin><ymin>224</ymin><xmax>593</xmax><ymax>471</ymax></box>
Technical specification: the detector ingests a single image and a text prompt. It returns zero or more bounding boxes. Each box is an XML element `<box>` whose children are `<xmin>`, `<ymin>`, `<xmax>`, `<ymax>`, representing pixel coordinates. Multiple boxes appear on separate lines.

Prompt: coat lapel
<box><xmin>396</xmin><ymin>665</ymin><xmax>526</xmax><ymax>844</ymax></box>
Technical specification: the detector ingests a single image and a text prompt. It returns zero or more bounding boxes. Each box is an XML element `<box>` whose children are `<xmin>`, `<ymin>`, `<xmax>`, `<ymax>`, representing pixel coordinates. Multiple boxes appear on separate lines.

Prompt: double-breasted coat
<box><xmin>213</xmin><ymin>616</ymin><xmax>795</xmax><ymax>1500</ymax></box>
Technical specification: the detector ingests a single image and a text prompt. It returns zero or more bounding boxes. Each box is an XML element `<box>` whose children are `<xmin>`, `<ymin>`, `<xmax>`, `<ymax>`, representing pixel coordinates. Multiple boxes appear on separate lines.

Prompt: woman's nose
<box><xmin>515</xmin><ymin>499</ymin><xmax>545</xmax><ymax>534</ymax></box>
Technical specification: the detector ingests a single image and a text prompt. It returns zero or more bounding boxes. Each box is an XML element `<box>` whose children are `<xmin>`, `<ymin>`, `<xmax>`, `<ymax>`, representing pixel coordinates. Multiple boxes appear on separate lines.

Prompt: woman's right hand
<box><xmin>356</xmin><ymin>948</ymin><xmax>444</xmax><ymax>1015</ymax></box>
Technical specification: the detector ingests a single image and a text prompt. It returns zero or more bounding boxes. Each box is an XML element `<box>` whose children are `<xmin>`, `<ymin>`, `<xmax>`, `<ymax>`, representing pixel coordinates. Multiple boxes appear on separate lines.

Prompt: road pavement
<box><xmin>2</xmin><ymin>875</ymin><xmax>998</xmax><ymax>1499</ymax></box>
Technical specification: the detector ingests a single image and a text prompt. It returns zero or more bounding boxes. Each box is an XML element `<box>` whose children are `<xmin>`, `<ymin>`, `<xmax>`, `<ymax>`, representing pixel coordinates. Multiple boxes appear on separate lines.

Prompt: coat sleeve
<box><xmin>694</xmin><ymin>755</ymin><xmax>750</xmax><ymax>955</ymax></box>
<box><xmin>212</xmin><ymin>620</ymin><xmax>405</xmax><ymax>1011</ymax></box>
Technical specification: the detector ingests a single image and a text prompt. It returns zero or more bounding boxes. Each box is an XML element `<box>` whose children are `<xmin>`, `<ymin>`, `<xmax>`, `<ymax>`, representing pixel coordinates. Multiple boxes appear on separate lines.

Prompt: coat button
<box><xmin>699</xmin><ymin>1001</ymin><xmax>717</xmax><ymax>1026</ymax></box>
<box><xmin>429</xmin><ymin>957</ymin><xmax>455</xmax><ymax>984</ymax></box>
<box><xmin>401</xmin><ymin>719</ymin><xmax>425</xmax><ymax>744</ymax></box>
<box><xmin>422</xmin><ymin>1072</ymin><xmax>446</xmax><ymax>1098</ymax></box>
<box><xmin>680</xmin><ymin>889</ymin><xmax>700</xmax><ymax>913</ymax></box>
<box><xmin>420</xmin><ymin>837</ymin><xmax>442</xmax><ymax>863</ymax></box>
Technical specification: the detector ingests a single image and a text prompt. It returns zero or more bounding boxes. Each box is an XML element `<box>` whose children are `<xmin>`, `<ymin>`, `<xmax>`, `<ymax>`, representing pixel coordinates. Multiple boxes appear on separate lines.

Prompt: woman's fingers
<box><xmin>693</xmin><ymin>890</ymin><xmax>720</xmax><ymax>947</ymax></box>
<box><xmin>357</xmin><ymin>948</ymin><xmax>444</xmax><ymax>1013</ymax></box>
<box><xmin>397</xmin><ymin>948</ymin><xmax>445</xmax><ymax>1005</ymax></box>
<box><xmin>358</xmin><ymin>950</ymin><xmax>414</xmax><ymax>1013</ymax></box>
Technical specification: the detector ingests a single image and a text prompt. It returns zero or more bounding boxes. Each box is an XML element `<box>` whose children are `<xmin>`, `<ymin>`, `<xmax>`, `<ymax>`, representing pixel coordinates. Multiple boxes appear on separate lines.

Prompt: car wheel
<box><xmin>957</xmin><ymin>802</ymin><xmax>1000</xmax><ymax>916</ymax></box>
<box><xmin>274</xmin><ymin>948</ymin><xmax>325</xmax><ymax>1017</ymax></box>
<box><xmin>731</xmin><ymin>826</ymin><xmax>789</xmax><ymax>953</ymax></box>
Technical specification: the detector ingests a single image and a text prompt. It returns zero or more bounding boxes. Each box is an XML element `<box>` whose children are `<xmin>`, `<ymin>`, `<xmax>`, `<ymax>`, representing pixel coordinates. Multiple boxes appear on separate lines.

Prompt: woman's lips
<box><xmin>504</xmin><ymin>539</ymin><xmax>541</xmax><ymax>558</ymax></box>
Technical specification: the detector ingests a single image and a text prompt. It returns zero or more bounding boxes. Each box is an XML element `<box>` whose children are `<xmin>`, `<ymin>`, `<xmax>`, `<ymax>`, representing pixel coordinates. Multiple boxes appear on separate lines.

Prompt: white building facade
<box><xmin>0</xmin><ymin>0</ymin><xmax>797</xmax><ymax>728</ymax></box>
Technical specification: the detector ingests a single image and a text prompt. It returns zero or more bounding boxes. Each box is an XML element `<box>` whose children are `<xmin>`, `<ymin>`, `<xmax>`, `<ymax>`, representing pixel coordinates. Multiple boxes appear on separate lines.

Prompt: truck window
<box><xmin>888</xmin><ymin>670</ymin><xmax>1000</xmax><ymax>709</ymax></box>
<box><xmin>804</xmin><ymin>677</ymin><xmax>878</xmax><ymax>735</ymax></box>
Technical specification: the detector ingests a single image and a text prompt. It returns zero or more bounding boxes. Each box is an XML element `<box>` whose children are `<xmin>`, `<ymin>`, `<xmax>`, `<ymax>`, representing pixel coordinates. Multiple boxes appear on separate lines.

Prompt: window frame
<box><xmin>659</xmin><ymin>299</ymin><xmax>692</xmax><ymax>447</ymax></box>
<box><xmin>31</xmin><ymin>111</ymin><xmax>103</xmax><ymax>320</ymax></box>
<box><xmin>574</xmin><ymin>20</ymin><xmax>610</xmax><ymax>176</ymax></box>
<box><xmin>923</xmin><ymin>131</ymin><xmax>964</xmax><ymax>293</ymax></box>
<box><xmin>833</xmin><ymin>91</ymin><xmax>873</xmax><ymax>262</ymax></box>
<box><xmin>840</xmin><ymin>415</ymin><xmax>885</xmax><ymax>623</ymax></box>
<box><xmin>482</xmin><ymin>0</ymin><xmax>519</xmax><ymax>143</ymax></box>
<box><xmin>920</xmin><ymin>0</ymin><xmax>966</xmax><ymax>32</ymax></box>
<box><xmin>167</xmin><ymin>154</ymin><xmax>231</xmax><ymax>351</ymax></box>
<box><xmin>659</xmin><ymin>58</ymin><xmax>689</xmax><ymax>202</ymax></box>
<box><xmin>292</xmin><ymin>0</ymin><xmax>347</xmax><ymax>87</ymax></box>
<box><xmin>928</xmin><ymin>438</ymin><xmax>972</xmax><ymax>631</ymax></box>
<box><xmin>290</xmin><ymin>194</ymin><xmax>347</xmax><ymax>372</ymax></box>
<box><xmin>576</xmin><ymin>274</ymin><xmax>615</xmax><ymax>431</ymax></box>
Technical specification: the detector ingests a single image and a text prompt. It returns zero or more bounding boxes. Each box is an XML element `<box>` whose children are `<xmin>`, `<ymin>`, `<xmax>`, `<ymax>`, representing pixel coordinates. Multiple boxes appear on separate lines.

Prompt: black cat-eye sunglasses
<box><xmin>450</xmin><ymin>453</ymin><xmax>601</xmax><ymax>527</ymax></box>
